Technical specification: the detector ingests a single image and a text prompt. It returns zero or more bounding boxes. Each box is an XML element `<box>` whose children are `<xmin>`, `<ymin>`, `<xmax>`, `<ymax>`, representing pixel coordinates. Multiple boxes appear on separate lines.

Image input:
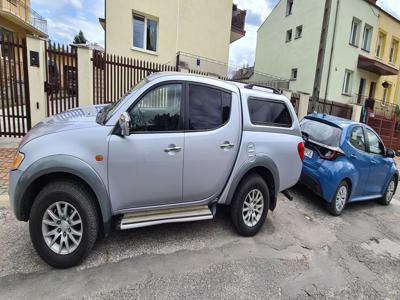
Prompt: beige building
<box><xmin>0</xmin><ymin>0</ymin><xmax>47</xmax><ymax>39</ymax></box>
<box><xmin>102</xmin><ymin>0</ymin><xmax>246</xmax><ymax>76</ymax></box>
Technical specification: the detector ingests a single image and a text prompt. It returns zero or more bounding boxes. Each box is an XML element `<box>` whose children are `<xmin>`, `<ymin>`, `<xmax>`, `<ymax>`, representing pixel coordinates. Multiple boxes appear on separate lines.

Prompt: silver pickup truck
<box><xmin>9</xmin><ymin>73</ymin><xmax>304</xmax><ymax>268</ymax></box>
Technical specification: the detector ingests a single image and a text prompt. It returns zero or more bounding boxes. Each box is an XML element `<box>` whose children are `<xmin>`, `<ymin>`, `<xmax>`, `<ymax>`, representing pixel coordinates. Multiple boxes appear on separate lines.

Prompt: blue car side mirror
<box><xmin>386</xmin><ymin>149</ymin><xmax>396</xmax><ymax>158</ymax></box>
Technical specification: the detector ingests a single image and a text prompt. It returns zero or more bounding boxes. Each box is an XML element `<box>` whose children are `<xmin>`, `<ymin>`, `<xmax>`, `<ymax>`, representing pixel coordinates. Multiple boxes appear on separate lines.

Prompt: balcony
<box><xmin>0</xmin><ymin>0</ymin><xmax>48</xmax><ymax>37</ymax></box>
<box><xmin>358</xmin><ymin>55</ymin><xmax>398</xmax><ymax>76</ymax></box>
<box><xmin>231</xmin><ymin>4</ymin><xmax>246</xmax><ymax>43</ymax></box>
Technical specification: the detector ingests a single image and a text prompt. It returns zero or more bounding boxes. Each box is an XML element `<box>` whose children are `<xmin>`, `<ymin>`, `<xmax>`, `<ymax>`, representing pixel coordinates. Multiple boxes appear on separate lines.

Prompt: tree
<box><xmin>73</xmin><ymin>30</ymin><xmax>87</xmax><ymax>44</ymax></box>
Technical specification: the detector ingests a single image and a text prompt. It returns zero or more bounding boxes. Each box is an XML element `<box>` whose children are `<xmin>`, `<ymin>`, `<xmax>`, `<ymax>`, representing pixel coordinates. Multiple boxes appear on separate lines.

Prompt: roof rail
<box><xmin>243</xmin><ymin>83</ymin><xmax>282</xmax><ymax>94</ymax></box>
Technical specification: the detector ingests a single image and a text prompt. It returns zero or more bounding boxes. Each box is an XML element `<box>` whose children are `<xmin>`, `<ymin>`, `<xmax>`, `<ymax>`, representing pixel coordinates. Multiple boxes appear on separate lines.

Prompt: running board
<box><xmin>118</xmin><ymin>205</ymin><xmax>213</xmax><ymax>230</ymax></box>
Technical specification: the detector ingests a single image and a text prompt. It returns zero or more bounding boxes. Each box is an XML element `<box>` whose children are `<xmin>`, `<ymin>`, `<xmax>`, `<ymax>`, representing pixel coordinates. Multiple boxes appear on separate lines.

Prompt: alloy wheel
<box><xmin>386</xmin><ymin>180</ymin><xmax>395</xmax><ymax>203</ymax></box>
<box><xmin>242</xmin><ymin>189</ymin><xmax>264</xmax><ymax>227</ymax></box>
<box><xmin>41</xmin><ymin>201</ymin><xmax>83</xmax><ymax>255</ymax></box>
<box><xmin>335</xmin><ymin>185</ymin><xmax>347</xmax><ymax>212</ymax></box>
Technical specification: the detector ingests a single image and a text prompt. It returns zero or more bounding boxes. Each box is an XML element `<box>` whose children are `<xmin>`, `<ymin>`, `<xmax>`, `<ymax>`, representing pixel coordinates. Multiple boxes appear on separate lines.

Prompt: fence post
<box><xmin>297</xmin><ymin>93</ymin><xmax>310</xmax><ymax>120</ymax></box>
<box><xmin>76</xmin><ymin>46</ymin><xmax>93</xmax><ymax>106</ymax></box>
<box><xmin>25</xmin><ymin>35</ymin><xmax>47</xmax><ymax>126</ymax></box>
<box><xmin>351</xmin><ymin>104</ymin><xmax>362</xmax><ymax>122</ymax></box>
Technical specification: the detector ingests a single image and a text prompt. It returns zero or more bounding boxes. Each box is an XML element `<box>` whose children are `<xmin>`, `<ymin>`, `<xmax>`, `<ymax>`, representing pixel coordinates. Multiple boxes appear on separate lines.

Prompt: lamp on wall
<box><xmin>382</xmin><ymin>81</ymin><xmax>389</xmax><ymax>89</ymax></box>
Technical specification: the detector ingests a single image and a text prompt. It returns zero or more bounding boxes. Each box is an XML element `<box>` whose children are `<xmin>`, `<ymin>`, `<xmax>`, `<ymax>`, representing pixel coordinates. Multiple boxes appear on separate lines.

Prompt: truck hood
<box><xmin>19</xmin><ymin>105</ymin><xmax>107</xmax><ymax>149</ymax></box>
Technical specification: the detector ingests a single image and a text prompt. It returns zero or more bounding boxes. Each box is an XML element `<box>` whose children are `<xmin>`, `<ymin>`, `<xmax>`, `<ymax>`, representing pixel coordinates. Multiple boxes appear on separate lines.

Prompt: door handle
<box><xmin>370</xmin><ymin>160</ymin><xmax>377</xmax><ymax>165</ymax></box>
<box><xmin>220</xmin><ymin>142</ymin><xmax>235</xmax><ymax>149</ymax></box>
<box><xmin>164</xmin><ymin>145</ymin><xmax>182</xmax><ymax>153</ymax></box>
<box><xmin>350</xmin><ymin>154</ymin><xmax>357</xmax><ymax>159</ymax></box>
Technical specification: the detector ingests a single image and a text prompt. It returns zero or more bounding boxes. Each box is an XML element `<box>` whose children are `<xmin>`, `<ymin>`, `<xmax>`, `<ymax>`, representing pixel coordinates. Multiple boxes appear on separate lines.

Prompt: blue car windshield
<box><xmin>300</xmin><ymin>119</ymin><xmax>342</xmax><ymax>148</ymax></box>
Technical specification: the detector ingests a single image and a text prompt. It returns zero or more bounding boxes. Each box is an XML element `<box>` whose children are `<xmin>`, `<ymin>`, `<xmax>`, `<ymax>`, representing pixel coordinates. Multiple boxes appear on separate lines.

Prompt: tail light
<box><xmin>322</xmin><ymin>150</ymin><xmax>342</xmax><ymax>161</ymax></box>
<box><xmin>298</xmin><ymin>142</ymin><xmax>305</xmax><ymax>161</ymax></box>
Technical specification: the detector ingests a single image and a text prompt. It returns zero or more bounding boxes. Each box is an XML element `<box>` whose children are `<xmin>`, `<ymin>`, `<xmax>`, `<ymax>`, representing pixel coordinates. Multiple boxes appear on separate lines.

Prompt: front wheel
<box><xmin>379</xmin><ymin>177</ymin><xmax>397</xmax><ymax>206</ymax></box>
<box><xmin>327</xmin><ymin>181</ymin><xmax>349</xmax><ymax>216</ymax></box>
<box><xmin>29</xmin><ymin>180</ymin><xmax>99</xmax><ymax>268</ymax></box>
<box><xmin>230</xmin><ymin>174</ymin><xmax>269</xmax><ymax>237</ymax></box>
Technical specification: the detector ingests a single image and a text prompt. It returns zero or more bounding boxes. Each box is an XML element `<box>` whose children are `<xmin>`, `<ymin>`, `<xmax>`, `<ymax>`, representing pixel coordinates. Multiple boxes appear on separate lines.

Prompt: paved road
<box><xmin>0</xmin><ymin>185</ymin><xmax>399</xmax><ymax>299</ymax></box>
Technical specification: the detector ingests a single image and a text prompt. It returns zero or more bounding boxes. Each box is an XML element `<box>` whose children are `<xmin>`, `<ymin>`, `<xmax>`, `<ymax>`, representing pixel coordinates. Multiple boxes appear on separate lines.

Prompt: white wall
<box><xmin>320</xmin><ymin>0</ymin><xmax>379</xmax><ymax>104</ymax></box>
<box><xmin>254</xmin><ymin>0</ymin><xmax>326</xmax><ymax>95</ymax></box>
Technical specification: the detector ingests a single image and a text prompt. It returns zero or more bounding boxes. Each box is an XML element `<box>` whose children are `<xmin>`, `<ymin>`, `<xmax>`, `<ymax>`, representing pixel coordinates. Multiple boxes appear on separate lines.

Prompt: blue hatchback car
<box><xmin>300</xmin><ymin>114</ymin><xmax>398</xmax><ymax>215</ymax></box>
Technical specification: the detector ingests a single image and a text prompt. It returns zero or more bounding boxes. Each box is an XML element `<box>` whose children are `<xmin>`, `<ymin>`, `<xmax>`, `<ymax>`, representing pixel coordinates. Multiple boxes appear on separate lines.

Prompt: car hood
<box><xmin>19</xmin><ymin>105</ymin><xmax>107</xmax><ymax>149</ymax></box>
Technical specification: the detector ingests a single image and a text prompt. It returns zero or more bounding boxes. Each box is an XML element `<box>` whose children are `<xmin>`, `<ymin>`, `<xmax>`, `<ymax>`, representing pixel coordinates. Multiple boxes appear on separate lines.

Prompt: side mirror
<box><xmin>118</xmin><ymin>112</ymin><xmax>131</xmax><ymax>136</ymax></box>
<box><xmin>386</xmin><ymin>148</ymin><xmax>396</xmax><ymax>158</ymax></box>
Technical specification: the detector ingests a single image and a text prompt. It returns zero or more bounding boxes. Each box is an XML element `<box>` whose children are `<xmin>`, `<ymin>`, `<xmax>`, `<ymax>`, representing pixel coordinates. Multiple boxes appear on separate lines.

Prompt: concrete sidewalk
<box><xmin>0</xmin><ymin>195</ymin><xmax>9</xmax><ymax>207</ymax></box>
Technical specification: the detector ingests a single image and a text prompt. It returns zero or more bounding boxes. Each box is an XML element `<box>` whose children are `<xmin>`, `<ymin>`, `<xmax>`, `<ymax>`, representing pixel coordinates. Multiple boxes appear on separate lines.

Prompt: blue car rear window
<box><xmin>300</xmin><ymin>119</ymin><xmax>342</xmax><ymax>147</ymax></box>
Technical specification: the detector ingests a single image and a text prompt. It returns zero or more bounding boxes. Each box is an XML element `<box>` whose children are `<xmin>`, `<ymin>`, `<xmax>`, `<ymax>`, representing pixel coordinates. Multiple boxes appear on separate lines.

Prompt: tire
<box><xmin>230</xmin><ymin>173</ymin><xmax>269</xmax><ymax>237</ymax></box>
<box><xmin>327</xmin><ymin>181</ymin><xmax>349</xmax><ymax>216</ymax></box>
<box><xmin>379</xmin><ymin>177</ymin><xmax>397</xmax><ymax>206</ymax></box>
<box><xmin>29</xmin><ymin>180</ymin><xmax>99</xmax><ymax>268</ymax></box>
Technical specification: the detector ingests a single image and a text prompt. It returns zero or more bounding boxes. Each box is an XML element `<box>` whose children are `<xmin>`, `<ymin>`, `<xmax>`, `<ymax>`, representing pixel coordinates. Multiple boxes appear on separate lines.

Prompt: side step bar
<box><xmin>118</xmin><ymin>205</ymin><xmax>213</xmax><ymax>230</ymax></box>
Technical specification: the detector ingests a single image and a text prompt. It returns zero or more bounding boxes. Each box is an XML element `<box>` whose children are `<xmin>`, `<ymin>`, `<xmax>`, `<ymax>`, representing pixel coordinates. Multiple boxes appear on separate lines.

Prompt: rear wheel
<box><xmin>379</xmin><ymin>177</ymin><xmax>396</xmax><ymax>206</ymax></box>
<box><xmin>29</xmin><ymin>180</ymin><xmax>99</xmax><ymax>268</ymax></box>
<box><xmin>230</xmin><ymin>174</ymin><xmax>269</xmax><ymax>236</ymax></box>
<box><xmin>327</xmin><ymin>181</ymin><xmax>349</xmax><ymax>216</ymax></box>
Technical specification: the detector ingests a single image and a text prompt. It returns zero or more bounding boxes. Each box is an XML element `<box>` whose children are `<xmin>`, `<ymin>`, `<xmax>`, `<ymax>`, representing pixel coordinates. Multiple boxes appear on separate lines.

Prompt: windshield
<box><xmin>96</xmin><ymin>78</ymin><xmax>149</xmax><ymax>125</ymax></box>
<box><xmin>300</xmin><ymin>118</ymin><xmax>342</xmax><ymax>148</ymax></box>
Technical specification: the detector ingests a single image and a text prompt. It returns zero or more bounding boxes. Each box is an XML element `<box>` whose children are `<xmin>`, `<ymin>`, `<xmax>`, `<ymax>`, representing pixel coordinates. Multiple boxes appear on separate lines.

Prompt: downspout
<box><xmin>175</xmin><ymin>0</ymin><xmax>181</xmax><ymax>70</ymax></box>
<box><xmin>323</xmin><ymin>0</ymin><xmax>340</xmax><ymax>111</ymax></box>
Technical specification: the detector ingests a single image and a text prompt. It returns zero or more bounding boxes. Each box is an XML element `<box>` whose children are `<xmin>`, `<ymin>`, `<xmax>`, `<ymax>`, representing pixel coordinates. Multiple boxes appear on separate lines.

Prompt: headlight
<box><xmin>11</xmin><ymin>152</ymin><xmax>25</xmax><ymax>171</ymax></box>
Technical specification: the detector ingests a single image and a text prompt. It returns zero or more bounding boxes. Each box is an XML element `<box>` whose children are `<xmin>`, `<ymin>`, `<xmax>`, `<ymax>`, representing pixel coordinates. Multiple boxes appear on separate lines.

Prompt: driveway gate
<box><xmin>0</xmin><ymin>34</ymin><xmax>31</xmax><ymax>137</ymax></box>
<box><xmin>45</xmin><ymin>41</ymin><xmax>79</xmax><ymax>116</ymax></box>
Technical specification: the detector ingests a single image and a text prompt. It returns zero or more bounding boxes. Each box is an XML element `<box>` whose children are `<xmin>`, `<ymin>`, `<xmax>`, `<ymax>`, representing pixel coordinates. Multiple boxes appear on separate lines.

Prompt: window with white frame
<box><xmin>295</xmin><ymin>25</ymin><xmax>302</xmax><ymax>39</ymax></box>
<box><xmin>133</xmin><ymin>14</ymin><xmax>158</xmax><ymax>52</ymax></box>
<box><xmin>286</xmin><ymin>0</ymin><xmax>293</xmax><ymax>16</ymax></box>
<box><xmin>376</xmin><ymin>31</ymin><xmax>386</xmax><ymax>58</ymax></box>
<box><xmin>349</xmin><ymin>18</ymin><xmax>361</xmax><ymax>47</ymax></box>
<box><xmin>286</xmin><ymin>29</ymin><xmax>292</xmax><ymax>42</ymax></box>
<box><xmin>361</xmin><ymin>24</ymin><xmax>373</xmax><ymax>52</ymax></box>
<box><xmin>342</xmin><ymin>70</ymin><xmax>353</xmax><ymax>95</ymax></box>
<box><xmin>389</xmin><ymin>39</ymin><xmax>399</xmax><ymax>64</ymax></box>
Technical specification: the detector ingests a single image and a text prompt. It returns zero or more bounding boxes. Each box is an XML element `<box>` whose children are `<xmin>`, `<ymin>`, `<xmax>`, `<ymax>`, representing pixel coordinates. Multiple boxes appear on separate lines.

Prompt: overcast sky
<box><xmin>32</xmin><ymin>0</ymin><xmax>400</xmax><ymax>67</ymax></box>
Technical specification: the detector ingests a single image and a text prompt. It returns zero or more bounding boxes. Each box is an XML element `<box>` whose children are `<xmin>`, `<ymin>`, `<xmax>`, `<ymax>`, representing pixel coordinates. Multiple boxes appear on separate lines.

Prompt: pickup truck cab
<box><xmin>9</xmin><ymin>73</ymin><xmax>304</xmax><ymax>268</ymax></box>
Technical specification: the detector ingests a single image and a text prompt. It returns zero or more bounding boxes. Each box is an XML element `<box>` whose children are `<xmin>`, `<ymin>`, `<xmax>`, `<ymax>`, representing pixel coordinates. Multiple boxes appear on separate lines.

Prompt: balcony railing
<box><xmin>355</xmin><ymin>94</ymin><xmax>398</xmax><ymax>119</ymax></box>
<box><xmin>0</xmin><ymin>0</ymin><xmax>47</xmax><ymax>35</ymax></box>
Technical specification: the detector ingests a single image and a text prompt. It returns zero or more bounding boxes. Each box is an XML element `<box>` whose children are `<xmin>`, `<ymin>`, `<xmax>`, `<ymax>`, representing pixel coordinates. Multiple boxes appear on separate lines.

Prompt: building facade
<box><xmin>255</xmin><ymin>0</ymin><xmax>400</xmax><ymax>111</ymax></box>
<box><xmin>0</xmin><ymin>0</ymin><xmax>47</xmax><ymax>38</ymax></box>
<box><xmin>103</xmin><ymin>0</ymin><xmax>246</xmax><ymax>76</ymax></box>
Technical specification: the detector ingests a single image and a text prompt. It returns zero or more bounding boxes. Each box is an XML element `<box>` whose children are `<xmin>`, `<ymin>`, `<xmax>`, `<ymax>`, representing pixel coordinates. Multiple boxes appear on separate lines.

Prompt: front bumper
<box><xmin>8</xmin><ymin>169</ymin><xmax>24</xmax><ymax>220</ymax></box>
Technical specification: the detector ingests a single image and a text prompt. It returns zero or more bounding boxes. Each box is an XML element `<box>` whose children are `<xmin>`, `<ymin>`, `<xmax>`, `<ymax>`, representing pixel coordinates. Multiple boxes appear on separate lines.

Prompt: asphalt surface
<box><xmin>0</xmin><ymin>184</ymin><xmax>400</xmax><ymax>299</ymax></box>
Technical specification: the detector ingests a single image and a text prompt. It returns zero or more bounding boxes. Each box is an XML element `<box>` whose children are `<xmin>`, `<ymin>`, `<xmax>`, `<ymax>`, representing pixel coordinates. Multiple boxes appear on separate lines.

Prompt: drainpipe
<box><xmin>323</xmin><ymin>0</ymin><xmax>340</xmax><ymax>111</ymax></box>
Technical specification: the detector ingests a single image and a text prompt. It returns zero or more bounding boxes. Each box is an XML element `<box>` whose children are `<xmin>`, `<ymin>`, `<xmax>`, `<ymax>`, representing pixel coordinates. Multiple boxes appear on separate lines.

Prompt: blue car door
<box><xmin>365</xmin><ymin>128</ymin><xmax>390</xmax><ymax>195</ymax></box>
<box><xmin>346</xmin><ymin>126</ymin><xmax>370</xmax><ymax>197</ymax></box>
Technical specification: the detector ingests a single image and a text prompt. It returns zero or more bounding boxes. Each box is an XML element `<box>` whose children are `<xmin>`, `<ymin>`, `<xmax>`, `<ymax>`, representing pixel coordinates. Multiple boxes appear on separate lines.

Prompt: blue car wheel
<box><xmin>327</xmin><ymin>181</ymin><xmax>349</xmax><ymax>216</ymax></box>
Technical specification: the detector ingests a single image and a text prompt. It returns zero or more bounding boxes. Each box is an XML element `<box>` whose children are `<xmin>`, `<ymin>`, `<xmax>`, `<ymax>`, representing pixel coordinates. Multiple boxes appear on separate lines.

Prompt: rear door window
<box><xmin>248</xmin><ymin>98</ymin><xmax>292</xmax><ymax>127</ymax></box>
<box><xmin>188</xmin><ymin>84</ymin><xmax>232</xmax><ymax>131</ymax></box>
<box><xmin>300</xmin><ymin>119</ymin><xmax>342</xmax><ymax>147</ymax></box>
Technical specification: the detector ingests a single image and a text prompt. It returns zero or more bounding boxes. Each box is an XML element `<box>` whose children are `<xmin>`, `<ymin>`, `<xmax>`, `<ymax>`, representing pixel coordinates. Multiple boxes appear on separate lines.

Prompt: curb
<box><xmin>0</xmin><ymin>195</ymin><xmax>9</xmax><ymax>207</ymax></box>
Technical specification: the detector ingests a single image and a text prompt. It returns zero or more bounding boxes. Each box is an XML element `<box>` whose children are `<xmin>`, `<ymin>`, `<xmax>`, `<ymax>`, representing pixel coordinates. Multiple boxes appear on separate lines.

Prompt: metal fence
<box><xmin>92</xmin><ymin>51</ymin><xmax>177</xmax><ymax>104</ymax></box>
<box><xmin>0</xmin><ymin>33</ymin><xmax>31</xmax><ymax>137</ymax></box>
<box><xmin>308</xmin><ymin>98</ymin><xmax>353</xmax><ymax>120</ymax></box>
<box><xmin>45</xmin><ymin>41</ymin><xmax>79</xmax><ymax>116</ymax></box>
